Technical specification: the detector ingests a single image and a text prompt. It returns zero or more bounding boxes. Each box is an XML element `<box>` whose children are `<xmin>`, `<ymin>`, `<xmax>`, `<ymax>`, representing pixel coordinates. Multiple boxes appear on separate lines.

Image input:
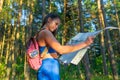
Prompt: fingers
<box><xmin>85</xmin><ymin>36</ymin><xmax>94</xmax><ymax>46</ymax></box>
<box><xmin>88</xmin><ymin>36</ymin><xmax>94</xmax><ymax>43</ymax></box>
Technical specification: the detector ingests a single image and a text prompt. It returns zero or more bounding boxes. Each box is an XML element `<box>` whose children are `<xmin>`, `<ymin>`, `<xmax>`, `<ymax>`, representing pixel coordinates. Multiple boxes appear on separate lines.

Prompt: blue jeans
<box><xmin>37</xmin><ymin>58</ymin><xmax>60</xmax><ymax>80</ymax></box>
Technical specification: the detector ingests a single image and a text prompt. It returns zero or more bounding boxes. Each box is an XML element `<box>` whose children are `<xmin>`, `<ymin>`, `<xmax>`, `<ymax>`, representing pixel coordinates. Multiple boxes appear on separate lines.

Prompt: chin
<box><xmin>50</xmin><ymin>30</ymin><xmax>54</xmax><ymax>32</ymax></box>
<box><xmin>51</xmin><ymin>29</ymin><xmax>55</xmax><ymax>32</ymax></box>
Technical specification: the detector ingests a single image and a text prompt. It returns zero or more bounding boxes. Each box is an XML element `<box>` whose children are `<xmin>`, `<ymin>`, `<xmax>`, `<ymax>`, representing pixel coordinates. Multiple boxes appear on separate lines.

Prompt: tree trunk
<box><xmin>82</xmin><ymin>53</ymin><xmax>91</xmax><ymax>80</ymax></box>
<box><xmin>97</xmin><ymin>0</ymin><xmax>118</xmax><ymax>80</ymax></box>
<box><xmin>5</xmin><ymin>27</ymin><xmax>12</xmax><ymax>64</ymax></box>
<box><xmin>62</xmin><ymin>0</ymin><xmax>68</xmax><ymax>45</ymax></box>
<box><xmin>5</xmin><ymin>25</ymin><xmax>12</xmax><ymax>80</ymax></box>
<box><xmin>97</xmin><ymin>2</ymin><xmax>108</xmax><ymax>75</ymax></box>
<box><xmin>49</xmin><ymin>0</ymin><xmax>52</xmax><ymax>12</ymax></box>
<box><xmin>0</xmin><ymin>0</ymin><xmax>4</xmax><ymax>12</ymax></box>
<box><xmin>1</xmin><ymin>24</ymin><xmax>7</xmax><ymax>58</ymax></box>
<box><xmin>5</xmin><ymin>41</ymin><xmax>11</xmax><ymax>80</ymax></box>
<box><xmin>100</xmin><ymin>31</ymin><xmax>108</xmax><ymax>75</ymax></box>
<box><xmin>24</xmin><ymin>24</ymin><xmax>30</xmax><ymax>80</ymax></box>
<box><xmin>24</xmin><ymin>0</ymin><xmax>34</xmax><ymax>79</ymax></box>
<box><xmin>113</xmin><ymin>0</ymin><xmax>120</xmax><ymax>53</ymax></box>
<box><xmin>42</xmin><ymin>0</ymin><xmax>46</xmax><ymax>21</ymax></box>
<box><xmin>24</xmin><ymin>51</ymin><xmax>30</xmax><ymax>80</ymax></box>
<box><xmin>78</xmin><ymin>0</ymin><xmax>91</xmax><ymax>80</ymax></box>
<box><xmin>11</xmin><ymin>0</ymin><xmax>22</xmax><ymax>79</ymax></box>
<box><xmin>113</xmin><ymin>0</ymin><xmax>120</xmax><ymax>35</ymax></box>
<box><xmin>24</xmin><ymin>26</ymin><xmax>30</xmax><ymax>80</ymax></box>
<box><xmin>78</xmin><ymin>0</ymin><xmax>83</xmax><ymax>32</ymax></box>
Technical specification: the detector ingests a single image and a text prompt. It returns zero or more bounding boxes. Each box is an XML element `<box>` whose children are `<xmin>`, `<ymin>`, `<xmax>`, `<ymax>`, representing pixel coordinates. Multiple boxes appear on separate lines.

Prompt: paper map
<box><xmin>59</xmin><ymin>27</ymin><xmax>120</xmax><ymax>65</ymax></box>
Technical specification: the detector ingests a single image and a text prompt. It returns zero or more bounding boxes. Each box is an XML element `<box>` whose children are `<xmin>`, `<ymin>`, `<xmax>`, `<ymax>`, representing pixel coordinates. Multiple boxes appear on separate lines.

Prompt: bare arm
<box><xmin>42</xmin><ymin>30</ymin><xmax>94</xmax><ymax>54</ymax></box>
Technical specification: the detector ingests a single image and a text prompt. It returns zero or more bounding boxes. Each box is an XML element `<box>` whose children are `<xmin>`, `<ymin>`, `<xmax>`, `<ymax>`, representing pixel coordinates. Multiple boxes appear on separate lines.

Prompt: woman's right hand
<box><xmin>85</xmin><ymin>36</ymin><xmax>94</xmax><ymax>46</ymax></box>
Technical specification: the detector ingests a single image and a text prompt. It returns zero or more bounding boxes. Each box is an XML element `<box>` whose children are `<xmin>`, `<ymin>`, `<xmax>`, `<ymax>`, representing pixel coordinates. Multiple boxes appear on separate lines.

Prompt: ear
<box><xmin>48</xmin><ymin>18</ymin><xmax>52</xmax><ymax>23</ymax></box>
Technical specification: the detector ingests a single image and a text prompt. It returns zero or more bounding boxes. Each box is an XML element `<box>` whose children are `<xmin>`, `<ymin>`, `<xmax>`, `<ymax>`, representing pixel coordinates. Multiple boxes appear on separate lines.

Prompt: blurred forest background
<box><xmin>0</xmin><ymin>0</ymin><xmax>120</xmax><ymax>80</ymax></box>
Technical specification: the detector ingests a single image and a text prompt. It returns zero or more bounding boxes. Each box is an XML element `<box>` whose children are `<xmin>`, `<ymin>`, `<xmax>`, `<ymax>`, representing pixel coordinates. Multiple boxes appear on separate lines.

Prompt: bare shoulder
<box><xmin>41</xmin><ymin>29</ymin><xmax>54</xmax><ymax>38</ymax></box>
<box><xmin>37</xmin><ymin>29</ymin><xmax>52</xmax><ymax>46</ymax></box>
<box><xmin>38</xmin><ymin>29</ymin><xmax>51</xmax><ymax>36</ymax></box>
<box><xmin>37</xmin><ymin>29</ymin><xmax>54</xmax><ymax>41</ymax></box>
<box><xmin>42</xmin><ymin>29</ymin><xmax>52</xmax><ymax>35</ymax></box>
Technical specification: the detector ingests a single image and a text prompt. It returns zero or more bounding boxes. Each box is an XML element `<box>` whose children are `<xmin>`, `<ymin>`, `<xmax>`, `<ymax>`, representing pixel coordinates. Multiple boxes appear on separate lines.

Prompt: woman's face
<box><xmin>47</xmin><ymin>18</ymin><xmax>60</xmax><ymax>32</ymax></box>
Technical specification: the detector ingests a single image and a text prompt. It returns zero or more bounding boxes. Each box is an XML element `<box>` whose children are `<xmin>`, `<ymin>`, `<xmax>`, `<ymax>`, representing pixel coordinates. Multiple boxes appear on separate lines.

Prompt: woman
<box><xmin>36</xmin><ymin>13</ymin><xmax>94</xmax><ymax>80</ymax></box>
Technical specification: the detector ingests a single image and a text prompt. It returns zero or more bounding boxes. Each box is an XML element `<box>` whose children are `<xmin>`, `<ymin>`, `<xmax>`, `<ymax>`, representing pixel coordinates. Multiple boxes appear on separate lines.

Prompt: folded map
<box><xmin>59</xmin><ymin>26</ymin><xmax>119</xmax><ymax>65</ymax></box>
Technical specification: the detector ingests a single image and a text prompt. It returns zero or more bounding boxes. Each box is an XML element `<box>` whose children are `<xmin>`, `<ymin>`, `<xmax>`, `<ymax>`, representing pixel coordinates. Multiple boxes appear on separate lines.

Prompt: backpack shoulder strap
<box><xmin>40</xmin><ymin>47</ymin><xmax>48</xmax><ymax>58</ymax></box>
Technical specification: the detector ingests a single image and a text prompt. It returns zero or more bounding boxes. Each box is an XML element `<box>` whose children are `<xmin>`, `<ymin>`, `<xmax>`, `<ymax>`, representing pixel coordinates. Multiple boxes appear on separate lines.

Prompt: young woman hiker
<box><xmin>36</xmin><ymin>13</ymin><xmax>94</xmax><ymax>80</ymax></box>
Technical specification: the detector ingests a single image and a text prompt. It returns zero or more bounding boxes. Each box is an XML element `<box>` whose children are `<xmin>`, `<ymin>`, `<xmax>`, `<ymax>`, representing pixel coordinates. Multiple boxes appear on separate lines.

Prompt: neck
<box><xmin>42</xmin><ymin>25</ymin><xmax>48</xmax><ymax>30</ymax></box>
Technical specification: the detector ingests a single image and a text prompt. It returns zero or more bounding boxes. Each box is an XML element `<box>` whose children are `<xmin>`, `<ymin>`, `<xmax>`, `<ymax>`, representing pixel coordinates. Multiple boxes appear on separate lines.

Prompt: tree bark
<box><xmin>5</xmin><ymin>42</ymin><xmax>11</xmax><ymax>80</ymax></box>
<box><xmin>113</xmin><ymin>0</ymin><xmax>120</xmax><ymax>35</ymax></box>
<box><xmin>1</xmin><ymin>24</ymin><xmax>7</xmax><ymax>58</ymax></box>
<box><xmin>42</xmin><ymin>0</ymin><xmax>46</xmax><ymax>21</ymax></box>
<box><xmin>62</xmin><ymin>0</ymin><xmax>68</xmax><ymax>45</ymax></box>
<box><xmin>78</xmin><ymin>0</ymin><xmax>83</xmax><ymax>32</ymax></box>
<box><xmin>24</xmin><ymin>0</ymin><xmax>34</xmax><ymax>79</ymax></box>
<box><xmin>5</xmin><ymin>26</ymin><xmax>12</xmax><ymax>80</ymax></box>
<box><xmin>49</xmin><ymin>0</ymin><xmax>52</xmax><ymax>12</ymax></box>
<box><xmin>97</xmin><ymin>0</ymin><xmax>118</xmax><ymax>79</ymax></box>
<box><xmin>24</xmin><ymin>26</ymin><xmax>30</xmax><ymax>80</ymax></box>
<box><xmin>97</xmin><ymin>1</ymin><xmax>108</xmax><ymax>75</ymax></box>
<box><xmin>113</xmin><ymin>0</ymin><xmax>120</xmax><ymax>53</ymax></box>
<box><xmin>78</xmin><ymin>0</ymin><xmax>91</xmax><ymax>80</ymax></box>
<box><xmin>82</xmin><ymin>53</ymin><xmax>91</xmax><ymax>80</ymax></box>
<box><xmin>0</xmin><ymin>0</ymin><xmax>4</xmax><ymax>12</ymax></box>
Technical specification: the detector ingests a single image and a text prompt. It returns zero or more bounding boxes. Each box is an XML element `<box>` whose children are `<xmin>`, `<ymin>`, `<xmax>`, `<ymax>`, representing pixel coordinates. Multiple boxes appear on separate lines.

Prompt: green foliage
<box><xmin>60</xmin><ymin>64</ymin><xmax>85</xmax><ymax>80</ymax></box>
<box><xmin>91</xmin><ymin>75</ymin><xmax>113</xmax><ymax>80</ymax></box>
<box><xmin>0</xmin><ymin>57</ymin><xmax>6</xmax><ymax>78</ymax></box>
